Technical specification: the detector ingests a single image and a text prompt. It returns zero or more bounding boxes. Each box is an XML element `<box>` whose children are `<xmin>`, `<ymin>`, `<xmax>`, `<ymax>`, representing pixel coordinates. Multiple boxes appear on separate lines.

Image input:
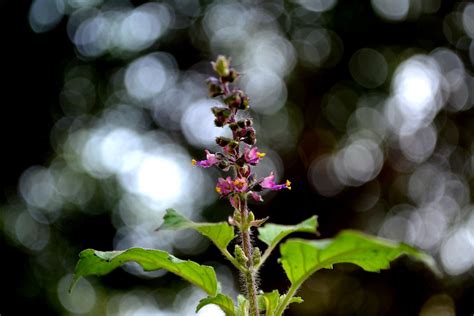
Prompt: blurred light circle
<box><xmin>295</xmin><ymin>0</ymin><xmax>338</xmax><ymax>13</ymax></box>
<box><xmin>348</xmin><ymin>105</ymin><xmax>388</xmax><ymax>138</ymax></box>
<box><xmin>371</xmin><ymin>0</ymin><xmax>409</xmax><ymax>22</ymax></box>
<box><xmin>58</xmin><ymin>274</ymin><xmax>96</xmax><ymax>314</ymax></box>
<box><xmin>293</xmin><ymin>28</ymin><xmax>331</xmax><ymax>67</ymax></box>
<box><xmin>443</xmin><ymin>12</ymin><xmax>465</xmax><ymax>46</ymax></box>
<box><xmin>181</xmin><ymin>99</ymin><xmax>232</xmax><ymax>148</ymax></box>
<box><xmin>379</xmin><ymin>209</ymin><xmax>417</xmax><ymax>243</ymax></box>
<box><xmin>99</xmin><ymin>127</ymin><xmax>143</xmax><ymax>174</ymax></box>
<box><xmin>241</xmin><ymin>68</ymin><xmax>287</xmax><ymax>115</ymax></box>
<box><xmin>125</xmin><ymin>154</ymin><xmax>184</xmax><ymax>205</ymax></box>
<box><xmin>391</xmin><ymin>55</ymin><xmax>442</xmax><ymax>133</ymax></box>
<box><xmin>245</xmin><ymin>32</ymin><xmax>296</xmax><ymax>76</ymax></box>
<box><xmin>72</xmin><ymin>13</ymin><xmax>109</xmax><ymax>57</ymax></box>
<box><xmin>431</xmin><ymin>48</ymin><xmax>469</xmax><ymax>111</ymax></box>
<box><xmin>335</xmin><ymin>139</ymin><xmax>383</xmax><ymax>186</ymax></box>
<box><xmin>197</xmin><ymin>304</ymin><xmax>225</xmax><ymax>316</ymax></box>
<box><xmin>308</xmin><ymin>155</ymin><xmax>345</xmax><ymax>196</ymax></box>
<box><xmin>125</xmin><ymin>54</ymin><xmax>174</xmax><ymax>101</ymax></box>
<box><xmin>15</xmin><ymin>211</ymin><xmax>50</xmax><ymax>251</ymax></box>
<box><xmin>440</xmin><ymin>228</ymin><xmax>474</xmax><ymax>275</ymax></box>
<box><xmin>349</xmin><ymin>48</ymin><xmax>388</xmax><ymax>88</ymax></box>
<box><xmin>118</xmin><ymin>3</ymin><xmax>172</xmax><ymax>52</ymax></box>
<box><xmin>420</xmin><ymin>294</ymin><xmax>455</xmax><ymax>316</ymax></box>
<box><xmin>323</xmin><ymin>84</ymin><xmax>359</xmax><ymax>130</ymax></box>
<box><xmin>19</xmin><ymin>166</ymin><xmax>62</xmax><ymax>212</ymax></box>
<box><xmin>399</xmin><ymin>124</ymin><xmax>437</xmax><ymax>163</ymax></box>
<box><xmin>29</xmin><ymin>0</ymin><xmax>65</xmax><ymax>33</ymax></box>
<box><xmin>462</xmin><ymin>3</ymin><xmax>474</xmax><ymax>38</ymax></box>
<box><xmin>415</xmin><ymin>207</ymin><xmax>448</xmax><ymax>250</ymax></box>
<box><xmin>293</xmin><ymin>28</ymin><xmax>343</xmax><ymax>68</ymax></box>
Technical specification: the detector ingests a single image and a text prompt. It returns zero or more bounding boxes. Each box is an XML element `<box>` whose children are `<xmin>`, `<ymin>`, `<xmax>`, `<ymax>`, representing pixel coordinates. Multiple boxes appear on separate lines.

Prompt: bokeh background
<box><xmin>1</xmin><ymin>0</ymin><xmax>474</xmax><ymax>315</ymax></box>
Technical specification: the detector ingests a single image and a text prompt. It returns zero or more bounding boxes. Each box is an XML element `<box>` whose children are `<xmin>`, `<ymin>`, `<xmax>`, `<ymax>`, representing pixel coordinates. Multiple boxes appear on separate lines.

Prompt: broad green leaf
<box><xmin>159</xmin><ymin>209</ymin><xmax>235</xmax><ymax>251</ymax></box>
<box><xmin>275</xmin><ymin>230</ymin><xmax>435</xmax><ymax>315</ymax></box>
<box><xmin>236</xmin><ymin>295</ymin><xmax>249</xmax><ymax>316</ymax></box>
<box><xmin>258</xmin><ymin>216</ymin><xmax>318</xmax><ymax>249</ymax></box>
<box><xmin>196</xmin><ymin>294</ymin><xmax>235</xmax><ymax>316</ymax></box>
<box><xmin>280</xmin><ymin>230</ymin><xmax>437</xmax><ymax>286</ymax></box>
<box><xmin>258</xmin><ymin>290</ymin><xmax>302</xmax><ymax>316</ymax></box>
<box><xmin>70</xmin><ymin>248</ymin><xmax>218</xmax><ymax>296</ymax></box>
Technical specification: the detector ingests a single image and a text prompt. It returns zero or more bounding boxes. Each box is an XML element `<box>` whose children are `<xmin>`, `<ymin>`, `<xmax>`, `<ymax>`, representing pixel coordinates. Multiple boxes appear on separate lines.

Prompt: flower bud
<box><xmin>215</xmin><ymin>136</ymin><xmax>232</xmax><ymax>147</ymax></box>
<box><xmin>242</xmin><ymin>127</ymin><xmax>256</xmax><ymax>145</ymax></box>
<box><xmin>212</xmin><ymin>107</ymin><xmax>232</xmax><ymax>127</ymax></box>
<box><xmin>224</xmin><ymin>140</ymin><xmax>239</xmax><ymax>151</ymax></box>
<box><xmin>226</xmin><ymin>68</ymin><xmax>240</xmax><ymax>83</ymax></box>
<box><xmin>252</xmin><ymin>247</ymin><xmax>261</xmax><ymax>266</ymax></box>
<box><xmin>235</xmin><ymin>245</ymin><xmax>248</xmax><ymax>265</ymax></box>
<box><xmin>224</xmin><ymin>90</ymin><xmax>249</xmax><ymax>110</ymax></box>
<box><xmin>248</xmin><ymin>211</ymin><xmax>255</xmax><ymax>223</ymax></box>
<box><xmin>232</xmin><ymin>209</ymin><xmax>241</xmax><ymax>223</ymax></box>
<box><xmin>206</xmin><ymin>77</ymin><xmax>223</xmax><ymax>97</ymax></box>
<box><xmin>212</xmin><ymin>55</ymin><xmax>230</xmax><ymax>77</ymax></box>
<box><xmin>217</xmin><ymin>160</ymin><xmax>231</xmax><ymax>171</ymax></box>
<box><xmin>238</xmin><ymin>93</ymin><xmax>249</xmax><ymax>110</ymax></box>
<box><xmin>238</xmin><ymin>119</ymin><xmax>252</xmax><ymax>128</ymax></box>
<box><xmin>239</xmin><ymin>164</ymin><xmax>251</xmax><ymax>177</ymax></box>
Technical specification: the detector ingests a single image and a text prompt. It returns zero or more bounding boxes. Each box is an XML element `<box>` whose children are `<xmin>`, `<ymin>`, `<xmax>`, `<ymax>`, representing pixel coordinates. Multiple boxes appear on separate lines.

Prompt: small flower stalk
<box><xmin>192</xmin><ymin>56</ymin><xmax>290</xmax><ymax>316</ymax></box>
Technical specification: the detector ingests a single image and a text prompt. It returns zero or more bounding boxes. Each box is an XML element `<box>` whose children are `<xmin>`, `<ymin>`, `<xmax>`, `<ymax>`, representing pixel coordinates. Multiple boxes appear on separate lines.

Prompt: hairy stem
<box><xmin>239</xmin><ymin>197</ymin><xmax>259</xmax><ymax>316</ymax></box>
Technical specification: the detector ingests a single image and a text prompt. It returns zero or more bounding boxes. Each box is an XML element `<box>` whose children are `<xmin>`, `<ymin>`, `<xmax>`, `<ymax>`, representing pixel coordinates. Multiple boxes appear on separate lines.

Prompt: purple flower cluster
<box><xmin>192</xmin><ymin>56</ymin><xmax>291</xmax><ymax>207</ymax></box>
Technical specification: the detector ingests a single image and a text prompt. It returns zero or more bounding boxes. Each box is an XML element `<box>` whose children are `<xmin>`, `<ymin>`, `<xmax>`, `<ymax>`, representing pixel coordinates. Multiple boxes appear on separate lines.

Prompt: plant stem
<box><xmin>239</xmin><ymin>197</ymin><xmax>259</xmax><ymax>316</ymax></box>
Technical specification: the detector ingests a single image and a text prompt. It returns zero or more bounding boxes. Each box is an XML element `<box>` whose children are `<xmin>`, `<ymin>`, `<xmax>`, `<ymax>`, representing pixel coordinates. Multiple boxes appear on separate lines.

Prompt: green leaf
<box><xmin>258</xmin><ymin>290</ymin><xmax>279</xmax><ymax>316</ymax></box>
<box><xmin>196</xmin><ymin>294</ymin><xmax>235</xmax><ymax>316</ymax></box>
<box><xmin>258</xmin><ymin>290</ymin><xmax>303</xmax><ymax>316</ymax></box>
<box><xmin>258</xmin><ymin>216</ymin><xmax>318</xmax><ymax>249</ymax></box>
<box><xmin>280</xmin><ymin>230</ymin><xmax>436</xmax><ymax>286</ymax></box>
<box><xmin>236</xmin><ymin>295</ymin><xmax>249</xmax><ymax>316</ymax></box>
<box><xmin>275</xmin><ymin>230</ymin><xmax>436</xmax><ymax>315</ymax></box>
<box><xmin>256</xmin><ymin>216</ymin><xmax>318</xmax><ymax>269</ymax></box>
<box><xmin>282</xmin><ymin>295</ymin><xmax>303</xmax><ymax>305</ymax></box>
<box><xmin>159</xmin><ymin>209</ymin><xmax>235</xmax><ymax>252</ymax></box>
<box><xmin>70</xmin><ymin>248</ymin><xmax>218</xmax><ymax>296</ymax></box>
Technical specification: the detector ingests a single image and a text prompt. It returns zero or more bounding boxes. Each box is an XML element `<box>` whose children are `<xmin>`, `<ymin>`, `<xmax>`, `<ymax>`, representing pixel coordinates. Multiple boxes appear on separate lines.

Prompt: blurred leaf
<box><xmin>159</xmin><ymin>208</ymin><xmax>235</xmax><ymax>251</ymax></box>
<box><xmin>196</xmin><ymin>293</ymin><xmax>235</xmax><ymax>316</ymax></box>
<box><xmin>70</xmin><ymin>248</ymin><xmax>218</xmax><ymax>296</ymax></box>
<box><xmin>236</xmin><ymin>295</ymin><xmax>249</xmax><ymax>316</ymax></box>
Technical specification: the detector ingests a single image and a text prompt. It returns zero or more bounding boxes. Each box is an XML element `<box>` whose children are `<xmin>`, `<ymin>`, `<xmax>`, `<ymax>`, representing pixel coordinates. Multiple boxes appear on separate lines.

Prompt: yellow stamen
<box><xmin>286</xmin><ymin>180</ymin><xmax>292</xmax><ymax>190</ymax></box>
<box><xmin>215</xmin><ymin>186</ymin><xmax>221</xmax><ymax>193</ymax></box>
<box><xmin>257</xmin><ymin>152</ymin><xmax>266</xmax><ymax>158</ymax></box>
<box><xmin>191</xmin><ymin>159</ymin><xmax>197</xmax><ymax>166</ymax></box>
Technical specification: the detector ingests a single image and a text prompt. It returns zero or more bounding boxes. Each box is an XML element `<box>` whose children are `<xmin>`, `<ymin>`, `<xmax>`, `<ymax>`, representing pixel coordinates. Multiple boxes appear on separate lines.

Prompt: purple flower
<box><xmin>244</xmin><ymin>146</ymin><xmax>265</xmax><ymax>165</ymax></box>
<box><xmin>192</xmin><ymin>150</ymin><xmax>219</xmax><ymax>168</ymax></box>
<box><xmin>249</xmin><ymin>191</ymin><xmax>264</xmax><ymax>202</ymax></box>
<box><xmin>260</xmin><ymin>172</ymin><xmax>291</xmax><ymax>191</ymax></box>
<box><xmin>216</xmin><ymin>177</ymin><xmax>234</xmax><ymax>195</ymax></box>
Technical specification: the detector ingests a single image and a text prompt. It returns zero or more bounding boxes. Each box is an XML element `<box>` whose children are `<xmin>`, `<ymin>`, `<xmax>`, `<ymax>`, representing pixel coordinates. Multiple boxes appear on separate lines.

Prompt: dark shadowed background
<box><xmin>1</xmin><ymin>0</ymin><xmax>474</xmax><ymax>315</ymax></box>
